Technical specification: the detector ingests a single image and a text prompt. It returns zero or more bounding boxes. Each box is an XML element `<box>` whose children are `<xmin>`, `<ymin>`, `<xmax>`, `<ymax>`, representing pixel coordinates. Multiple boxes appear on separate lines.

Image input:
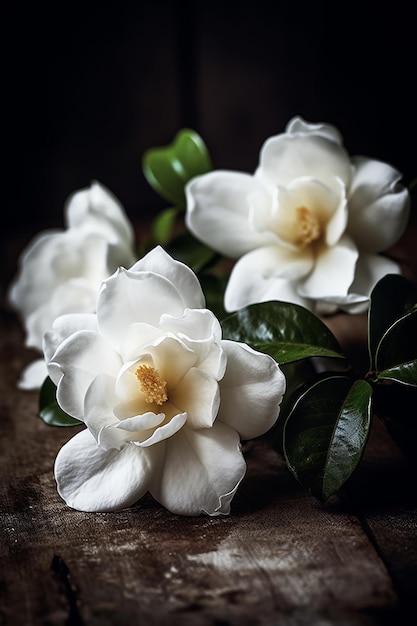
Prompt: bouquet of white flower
<box><xmin>8</xmin><ymin>117</ymin><xmax>416</xmax><ymax>515</ymax></box>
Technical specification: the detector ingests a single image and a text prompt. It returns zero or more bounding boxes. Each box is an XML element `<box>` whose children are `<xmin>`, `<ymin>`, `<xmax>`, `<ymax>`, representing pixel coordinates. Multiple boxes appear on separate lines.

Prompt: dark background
<box><xmin>4</xmin><ymin>0</ymin><xmax>416</xmax><ymax>289</ymax></box>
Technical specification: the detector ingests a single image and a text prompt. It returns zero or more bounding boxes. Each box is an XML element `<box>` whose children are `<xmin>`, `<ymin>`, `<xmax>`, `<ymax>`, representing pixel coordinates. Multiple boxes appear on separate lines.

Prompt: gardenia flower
<box><xmin>8</xmin><ymin>181</ymin><xmax>136</xmax><ymax>388</ymax></box>
<box><xmin>44</xmin><ymin>247</ymin><xmax>285</xmax><ymax>516</ymax></box>
<box><xmin>185</xmin><ymin>116</ymin><xmax>410</xmax><ymax>315</ymax></box>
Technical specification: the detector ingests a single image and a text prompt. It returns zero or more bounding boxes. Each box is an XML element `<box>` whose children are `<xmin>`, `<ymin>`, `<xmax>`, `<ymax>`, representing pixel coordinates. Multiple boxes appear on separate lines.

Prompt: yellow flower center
<box><xmin>295</xmin><ymin>206</ymin><xmax>321</xmax><ymax>246</ymax></box>
<box><xmin>135</xmin><ymin>364</ymin><xmax>168</xmax><ymax>405</ymax></box>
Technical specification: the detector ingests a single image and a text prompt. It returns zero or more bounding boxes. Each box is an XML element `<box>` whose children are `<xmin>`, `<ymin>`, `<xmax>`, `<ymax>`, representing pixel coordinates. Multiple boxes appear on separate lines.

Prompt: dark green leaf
<box><xmin>378</xmin><ymin>359</ymin><xmax>417</xmax><ymax>386</ymax></box>
<box><xmin>39</xmin><ymin>377</ymin><xmax>80</xmax><ymax>427</ymax></box>
<box><xmin>221</xmin><ymin>301</ymin><xmax>345</xmax><ymax>364</ymax></box>
<box><xmin>368</xmin><ymin>273</ymin><xmax>417</xmax><ymax>370</ymax></box>
<box><xmin>375</xmin><ymin>308</ymin><xmax>417</xmax><ymax>386</ymax></box>
<box><xmin>283</xmin><ymin>376</ymin><xmax>373</xmax><ymax>501</ymax></box>
<box><xmin>267</xmin><ymin>360</ymin><xmax>324</xmax><ymax>452</ymax></box>
<box><xmin>142</xmin><ymin>129</ymin><xmax>212</xmax><ymax>208</ymax></box>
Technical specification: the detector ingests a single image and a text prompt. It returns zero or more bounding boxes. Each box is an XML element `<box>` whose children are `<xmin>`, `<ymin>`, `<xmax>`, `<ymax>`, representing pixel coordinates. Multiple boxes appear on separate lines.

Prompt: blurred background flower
<box><xmin>8</xmin><ymin>181</ymin><xmax>136</xmax><ymax>388</ymax></box>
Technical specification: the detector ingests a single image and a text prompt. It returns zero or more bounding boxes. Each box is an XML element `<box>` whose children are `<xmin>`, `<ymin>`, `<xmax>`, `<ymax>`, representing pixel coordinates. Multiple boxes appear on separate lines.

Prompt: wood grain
<box><xmin>1</xmin><ymin>310</ymin><xmax>416</xmax><ymax>626</ymax></box>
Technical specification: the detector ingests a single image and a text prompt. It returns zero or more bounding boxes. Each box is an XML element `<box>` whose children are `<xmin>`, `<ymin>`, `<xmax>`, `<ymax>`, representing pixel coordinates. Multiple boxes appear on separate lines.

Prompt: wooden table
<box><xmin>1</xmin><ymin>303</ymin><xmax>416</xmax><ymax>626</ymax></box>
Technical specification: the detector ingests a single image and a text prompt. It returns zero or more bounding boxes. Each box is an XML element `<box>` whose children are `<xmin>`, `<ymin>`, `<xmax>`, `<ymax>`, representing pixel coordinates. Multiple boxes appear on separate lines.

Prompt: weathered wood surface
<box><xmin>1</xmin><ymin>305</ymin><xmax>416</xmax><ymax>626</ymax></box>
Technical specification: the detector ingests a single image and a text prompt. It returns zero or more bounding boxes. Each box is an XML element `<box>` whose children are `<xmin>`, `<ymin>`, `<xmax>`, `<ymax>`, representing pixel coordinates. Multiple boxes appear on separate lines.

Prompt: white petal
<box><xmin>50</xmin><ymin>330</ymin><xmax>121</xmax><ymax>419</ymax></box>
<box><xmin>348</xmin><ymin>157</ymin><xmax>410</xmax><ymax>252</ymax></box>
<box><xmin>114</xmin><ymin>412</ymin><xmax>165</xmax><ymax>432</ymax></box>
<box><xmin>172</xmin><ymin>368</ymin><xmax>220</xmax><ymax>429</ymax></box>
<box><xmin>224</xmin><ymin>246</ymin><xmax>313</xmax><ymax>312</ymax></box>
<box><xmin>257</xmin><ymin>132</ymin><xmax>352</xmax><ymax>189</ymax></box>
<box><xmin>183</xmin><ymin>338</ymin><xmax>226</xmax><ymax>380</ymax></box>
<box><xmin>83</xmin><ymin>372</ymin><xmax>119</xmax><ymax>442</ymax></box>
<box><xmin>298</xmin><ymin>236</ymin><xmax>358</xmax><ymax>301</ymax></box>
<box><xmin>160</xmin><ymin>308</ymin><xmax>222</xmax><ymax>343</ymax></box>
<box><xmin>8</xmin><ymin>181</ymin><xmax>135</xmax><ymax>329</ymax></box>
<box><xmin>119</xmin><ymin>323</ymin><xmax>164</xmax><ymax>362</ymax></box>
<box><xmin>344</xmin><ymin>252</ymin><xmax>402</xmax><ymax>313</ymax></box>
<box><xmin>8</xmin><ymin>230</ymin><xmax>64</xmax><ymax>318</ymax></box>
<box><xmin>113</xmin><ymin>397</ymin><xmax>162</xmax><ymax>421</ymax></box>
<box><xmin>43</xmin><ymin>313</ymin><xmax>98</xmax><ymax>366</ymax></box>
<box><xmin>99</xmin><ymin>409</ymin><xmax>170</xmax><ymax>450</ymax></box>
<box><xmin>70</xmin><ymin>232</ymin><xmax>115</xmax><ymax>282</ymax></box>
<box><xmin>9</xmin><ymin>226</ymin><xmax>133</xmax><ymax>351</ymax></box>
<box><xmin>135</xmin><ymin>411</ymin><xmax>188</xmax><ymax>447</ymax></box>
<box><xmin>65</xmin><ymin>180</ymin><xmax>135</xmax><ymax>247</ymax></box>
<box><xmin>149</xmin><ymin>422</ymin><xmax>246</xmax><ymax>516</ymax></box>
<box><xmin>160</xmin><ymin>309</ymin><xmax>226</xmax><ymax>379</ymax></box>
<box><xmin>24</xmin><ymin>279</ymin><xmax>97</xmax><ymax>351</ymax></box>
<box><xmin>273</xmin><ymin>177</ymin><xmax>347</xmax><ymax>247</ymax></box>
<box><xmin>134</xmin><ymin>336</ymin><xmax>198</xmax><ymax>390</ymax></box>
<box><xmin>129</xmin><ymin>246</ymin><xmax>205</xmax><ymax>309</ymax></box>
<box><xmin>217</xmin><ymin>341</ymin><xmax>286</xmax><ymax>440</ymax></box>
<box><xmin>17</xmin><ymin>359</ymin><xmax>48</xmax><ymax>390</ymax></box>
<box><xmin>54</xmin><ymin>428</ymin><xmax>157</xmax><ymax>512</ymax></box>
<box><xmin>186</xmin><ymin>170</ymin><xmax>274</xmax><ymax>257</ymax></box>
<box><xmin>323</xmin><ymin>178</ymin><xmax>348</xmax><ymax>246</ymax></box>
<box><xmin>114</xmin><ymin>355</ymin><xmax>156</xmax><ymax>406</ymax></box>
<box><xmin>286</xmin><ymin>116</ymin><xmax>344</xmax><ymax>144</ymax></box>
<box><xmin>97</xmin><ymin>268</ymin><xmax>186</xmax><ymax>351</ymax></box>
<box><xmin>315</xmin><ymin>293</ymin><xmax>371</xmax><ymax>315</ymax></box>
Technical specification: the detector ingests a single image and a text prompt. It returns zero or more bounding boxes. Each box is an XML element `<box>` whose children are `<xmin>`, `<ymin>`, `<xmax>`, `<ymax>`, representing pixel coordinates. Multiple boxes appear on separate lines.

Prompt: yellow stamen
<box><xmin>295</xmin><ymin>206</ymin><xmax>321</xmax><ymax>246</ymax></box>
<box><xmin>135</xmin><ymin>365</ymin><xmax>168</xmax><ymax>405</ymax></box>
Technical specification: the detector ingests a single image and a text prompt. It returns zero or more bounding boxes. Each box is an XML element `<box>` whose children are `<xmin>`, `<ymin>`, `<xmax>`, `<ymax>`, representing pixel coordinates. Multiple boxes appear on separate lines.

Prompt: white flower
<box><xmin>44</xmin><ymin>247</ymin><xmax>285</xmax><ymax>516</ymax></box>
<box><xmin>8</xmin><ymin>181</ymin><xmax>136</xmax><ymax>388</ymax></box>
<box><xmin>185</xmin><ymin>116</ymin><xmax>410</xmax><ymax>315</ymax></box>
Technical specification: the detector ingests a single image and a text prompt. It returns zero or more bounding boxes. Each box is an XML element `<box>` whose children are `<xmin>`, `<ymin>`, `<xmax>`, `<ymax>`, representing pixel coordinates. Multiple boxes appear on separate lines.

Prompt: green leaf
<box><xmin>221</xmin><ymin>301</ymin><xmax>345</xmax><ymax>364</ymax></box>
<box><xmin>151</xmin><ymin>207</ymin><xmax>180</xmax><ymax>246</ymax></box>
<box><xmin>283</xmin><ymin>376</ymin><xmax>373</xmax><ymax>501</ymax></box>
<box><xmin>267</xmin><ymin>360</ymin><xmax>324</xmax><ymax>452</ymax></box>
<box><xmin>38</xmin><ymin>377</ymin><xmax>80</xmax><ymax>427</ymax></box>
<box><xmin>142</xmin><ymin>129</ymin><xmax>212</xmax><ymax>208</ymax></box>
<box><xmin>375</xmin><ymin>309</ymin><xmax>417</xmax><ymax>386</ymax></box>
<box><xmin>378</xmin><ymin>359</ymin><xmax>417</xmax><ymax>386</ymax></box>
<box><xmin>368</xmin><ymin>273</ymin><xmax>417</xmax><ymax>370</ymax></box>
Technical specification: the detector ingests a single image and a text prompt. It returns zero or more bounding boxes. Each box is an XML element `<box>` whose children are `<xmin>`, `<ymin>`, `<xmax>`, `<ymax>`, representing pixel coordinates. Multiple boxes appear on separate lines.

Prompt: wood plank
<box><xmin>0</xmin><ymin>311</ymin><xmax>409</xmax><ymax>626</ymax></box>
<box><xmin>345</xmin><ymin>417</ymin><xmax>417</xmax><ymax>620</ymax></box>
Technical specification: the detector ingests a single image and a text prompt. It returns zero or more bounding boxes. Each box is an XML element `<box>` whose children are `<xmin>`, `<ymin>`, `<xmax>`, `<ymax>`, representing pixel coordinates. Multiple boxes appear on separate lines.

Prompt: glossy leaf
<box><xmin>283</xmin><ymin>376</ymin><xmax>373</xmax><ymax>501</ymax></box>
<box><xmin>221</xmin><ymin>301</ymin><xmax>345</xmax><ymax>364</ymax></box>
<box><xmin>267</xmin><ymin>360</ymin><xmax>324</xmax><ymax>453</ymax></box>
<box><xmin>378</xmin><ymin>359</ymin><xmax>417</xmax><ymax>386</ymax></box>
<box><xmin>39</xmin><ymin>377</ymin><xmax>80</xmax><ymax>427</ymax></box>
<box><xmin>142</xmin><ymin>129</ymin><xmax>212</xmax><ymax>208</ymax></box>
<box><xmin>368</xmin><ymin>273</ymin><xmax>417</xmax><ymax>370</ymax></box>
<box><xmin>375</xmin><ymin>308</ymin><xmax>417</xmax><ymax>386</ymax></box>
